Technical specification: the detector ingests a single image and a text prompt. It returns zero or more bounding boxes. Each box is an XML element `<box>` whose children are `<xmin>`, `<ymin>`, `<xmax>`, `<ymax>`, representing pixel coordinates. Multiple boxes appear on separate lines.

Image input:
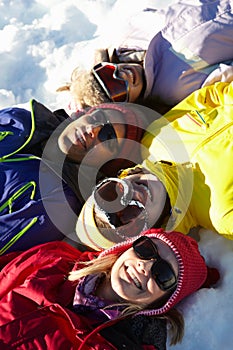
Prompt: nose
<box><xmin>131</xmin><ymin>181</ymin><xmax>149</xmax><ymax>202</ymax></box>
<box><xmin>86</xmin><ymin>124</ymin><xmax>102</xmax><ymax>139</ymax></box>
<box><xmin>84</xmin><ymin>125</ymin><xmax>104</xmax><ymax>149</ymax></box>
<box><xmin>136</xmin><ymin>259</ymin><xmax>154</xmax><ymax>276</ymax></box>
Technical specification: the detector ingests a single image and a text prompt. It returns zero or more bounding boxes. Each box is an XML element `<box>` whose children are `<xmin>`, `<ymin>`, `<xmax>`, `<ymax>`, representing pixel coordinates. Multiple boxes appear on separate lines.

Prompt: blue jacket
<box><xmin>0</xmin><ymin>100</ymin><xmax>82</xmax><ymax>254</ymax></box>
<box><xmin>0</xmin><ymin>99</ymin><xmax>68</xmax><ymax>159</ymax></box>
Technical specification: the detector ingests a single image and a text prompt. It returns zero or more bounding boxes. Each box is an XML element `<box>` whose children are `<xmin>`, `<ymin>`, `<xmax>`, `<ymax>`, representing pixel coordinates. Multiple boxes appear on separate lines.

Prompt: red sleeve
<box><xmin>0</xmin><ymin>241</ymin><xmax>83</xmax><ymax>298</ymax></box>
<box><xmin>0</xmin><ymin>251</ymin><xmax>22</xmax><ymax>270</ymax></box>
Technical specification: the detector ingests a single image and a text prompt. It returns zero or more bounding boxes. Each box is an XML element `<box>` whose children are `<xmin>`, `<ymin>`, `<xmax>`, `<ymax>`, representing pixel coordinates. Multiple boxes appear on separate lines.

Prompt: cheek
<box><xmin>114</xmin><ymin>124</ymin><xmax>126</xmax><ymax>140</ymax></box>
<box><xmin>128</xmin><ymin>84</ymin><xmax>143</xmax><ymax>102</ymax></box>
<box><xmin>110</xmin><ymin>256</ymin><xmax>133</xmax><ymax>299</ymax></box>
<box><xmin>136</xmin><ymin>282</ymin><xmax>165</xmax><ymax>305</ymax></box>
<box><xmin>82</xmin><ymin>145</ymin><xmax>115</xmax><ymax>167</ymax></box>
<box><xmin>146</xmin><ymin>280</ymin><xmax>162</xmax><ymax>301</ymax></box>
<box><xmin>110</xmin><ymin>264</ymin><xmax>126</xmax><ymax>297</ymax></box>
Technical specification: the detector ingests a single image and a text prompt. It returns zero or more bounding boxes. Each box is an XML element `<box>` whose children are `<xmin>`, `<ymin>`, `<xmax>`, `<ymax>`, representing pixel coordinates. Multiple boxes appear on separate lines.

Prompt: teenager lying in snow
<box><xmin>0</xmin><ymin>228</ymin><xmax>219</xmax><ymax>349</ymax></box>
<box><xmin>0</xmin><ymin>100</ymin><xmax>158</xmax><ymax>254</ymax></box>
<box><xmin>58</xmin><ymin>0</ymin><xmax>233</xmax><ymax>113</ymax></box>
<box><xmin>77</xmin><ymin>82</ymin><xmax>233</xmax><ymax>250</ymax></box>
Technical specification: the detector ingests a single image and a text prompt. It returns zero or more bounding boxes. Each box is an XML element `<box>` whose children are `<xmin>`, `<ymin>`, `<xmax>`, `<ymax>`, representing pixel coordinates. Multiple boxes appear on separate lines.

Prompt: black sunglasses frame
<box><xmin>133</xmin><ymin>236</ymin><xmax>177</xmax><ymax>291</ymax></box>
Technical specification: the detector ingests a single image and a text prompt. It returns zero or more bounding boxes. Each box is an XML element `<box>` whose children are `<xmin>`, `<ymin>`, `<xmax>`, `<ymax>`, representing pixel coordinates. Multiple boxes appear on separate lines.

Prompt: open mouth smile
<box><xmin>75</xmin><ymin>130</ymin><xmax>87</xmax><ymax>149</ymax></box>
<box><xmin>125</xmin><ymin>266</ymin><xmax>142</xmax><ymax>290</ymax></box>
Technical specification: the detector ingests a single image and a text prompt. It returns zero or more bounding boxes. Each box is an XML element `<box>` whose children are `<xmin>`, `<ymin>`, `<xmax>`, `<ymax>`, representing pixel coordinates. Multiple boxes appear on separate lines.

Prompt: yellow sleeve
<box><xmin>200</xmin><ymin>81</ymin><xmax>233</xmax><ymax>107</ymax></box>
<box><xmin>163</xmin><ymin>82</ymin><xmax>233</xmax><ymax>122</ymax></box>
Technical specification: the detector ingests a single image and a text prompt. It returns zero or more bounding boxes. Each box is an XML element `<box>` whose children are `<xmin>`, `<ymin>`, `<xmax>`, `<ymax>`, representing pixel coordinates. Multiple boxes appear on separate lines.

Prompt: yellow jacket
<box><xmin>141</xmin><ymin>82</ymin><xmax>233</xmax><ymax>239</ymax></box>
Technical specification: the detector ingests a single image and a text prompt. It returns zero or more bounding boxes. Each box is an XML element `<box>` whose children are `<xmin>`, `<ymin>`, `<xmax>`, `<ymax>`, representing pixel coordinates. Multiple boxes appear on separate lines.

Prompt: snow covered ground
<box><xmin>0</xmin><ymin>1</ymin><xmax>233</xmax><ymax>349</ymax></box>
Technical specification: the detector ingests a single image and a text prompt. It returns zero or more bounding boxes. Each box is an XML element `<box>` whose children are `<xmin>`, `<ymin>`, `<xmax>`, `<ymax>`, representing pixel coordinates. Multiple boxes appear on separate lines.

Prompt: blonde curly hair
<box><xmin>57</xmin><ymin>67</ymin><xmax>111</xmax><ymax>110</ymax></box>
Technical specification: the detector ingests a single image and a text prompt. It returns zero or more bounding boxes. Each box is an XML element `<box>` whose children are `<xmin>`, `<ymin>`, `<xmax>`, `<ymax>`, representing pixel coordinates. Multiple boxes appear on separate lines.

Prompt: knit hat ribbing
<box><xmin>100</xmin><ymin>228</ymin><xmax>209</xmax><ymax>316</ymax></box>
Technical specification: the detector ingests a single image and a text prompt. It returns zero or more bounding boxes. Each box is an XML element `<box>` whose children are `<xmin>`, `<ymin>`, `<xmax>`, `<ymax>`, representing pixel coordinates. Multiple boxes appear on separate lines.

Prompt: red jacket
<box><xmin>0</xmin><ymin>241</ymin><xmax>158</xmax><ymax>350</ymax></box>
<box><xmin>0</xmin><ymin>241</ymin><xmax>119</xmax><ymax>350</ymax></box>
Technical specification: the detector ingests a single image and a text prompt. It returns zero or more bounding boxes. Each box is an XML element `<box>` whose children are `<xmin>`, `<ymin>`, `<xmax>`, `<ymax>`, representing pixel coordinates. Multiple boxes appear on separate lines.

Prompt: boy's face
<box><xmin>58</xmin><ymin>107</ymin><xmax>126</xmax><ymax>165</ymax></box>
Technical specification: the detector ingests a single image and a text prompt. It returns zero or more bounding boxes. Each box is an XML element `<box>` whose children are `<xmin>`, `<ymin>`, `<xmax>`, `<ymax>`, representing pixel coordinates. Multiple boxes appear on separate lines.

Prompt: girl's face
<box><xmin>58</xmin><ymin>107</ymin><xmax>125</xmax><ymax>165</ymax></box>
<box><xmin>116</xmin><ymin>63</ymin><xmax>144</xmax><ymax>102</ymax></box>
<box><xmin>109</xmin><ymin>238</ymin><xmax>179</xmax><ymax>305</ymax></box>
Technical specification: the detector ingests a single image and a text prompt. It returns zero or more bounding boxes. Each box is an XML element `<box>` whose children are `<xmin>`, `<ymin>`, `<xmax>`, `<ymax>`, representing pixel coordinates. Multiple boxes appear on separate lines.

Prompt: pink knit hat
<box><xmin>100</xmin><ymin>228</ymin><xmax>219</xmax><ymax>316</ymax></box>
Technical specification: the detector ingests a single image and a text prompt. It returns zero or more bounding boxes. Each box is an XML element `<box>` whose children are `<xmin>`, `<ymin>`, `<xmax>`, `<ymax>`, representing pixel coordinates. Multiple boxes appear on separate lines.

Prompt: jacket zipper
<box><xmin>191</xmin><ymin>120</ymin><xmax>233</xmax><ymax>158</ymax></box>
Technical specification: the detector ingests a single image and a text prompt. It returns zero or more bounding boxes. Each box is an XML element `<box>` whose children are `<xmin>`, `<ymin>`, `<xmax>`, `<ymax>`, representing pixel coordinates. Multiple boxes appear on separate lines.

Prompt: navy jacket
<box><xmin>0</xmin><ymin>101</ymin><xmax>82</xmax><ymax>254</ymax></box>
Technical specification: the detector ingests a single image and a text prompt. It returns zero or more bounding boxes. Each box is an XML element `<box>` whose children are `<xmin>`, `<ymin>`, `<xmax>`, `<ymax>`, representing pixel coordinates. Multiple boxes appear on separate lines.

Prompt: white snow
<box><xmin>1</xmin><ymin>1</ymin><xmax>233</xmax><ymax>348</ymax></box>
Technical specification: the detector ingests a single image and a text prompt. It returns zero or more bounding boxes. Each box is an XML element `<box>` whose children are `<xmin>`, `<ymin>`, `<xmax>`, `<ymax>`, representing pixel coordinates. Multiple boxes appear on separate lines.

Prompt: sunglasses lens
<box><xmin>93</xmin><ymin>63</ymin><xmax>128</xmax><ymax>102</ymax></box>
<box><xmin>133</xmin><ymin>237</ymin><xmax>157</xmax><ymax>260</ymax></box>
<box><xmin>98</xmin><ymin>123</ymin><xmax>117</xmax><ymax>142</ymax></box>
<box><xmin>152</xmin><ymin>261</ymin><xmax>177</xmax><ymax>291</ymax></box>
<box><xmin>111</xmin><ymin>203</ymin><xmax>145</xmax><ymax>228</ymax></box>
<box><xmin>133</xmin><ymin>237</ymin><xmax>177</xmax><ymax>291</ymax></box>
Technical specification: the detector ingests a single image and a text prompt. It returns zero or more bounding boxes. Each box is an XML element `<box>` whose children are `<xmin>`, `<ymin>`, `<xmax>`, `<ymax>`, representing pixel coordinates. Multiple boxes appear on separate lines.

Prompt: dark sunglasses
<box><xmin>133</xmin><ymin>236</ymin><xmax>177</xmax><ymax>291</ymax></box>
<box><xmin>93</xmin><ymin>178</ymin><xmax>146</xmax><ymax>229</ymax></box>
<box><xmin>92</xmin><ymin>62</ymin><xmax>129</xmax><ymax>102</ymax></box>
<box><xmin>98</xmin><ymin>121</ymin><xmax>117</xmax><ymax>143</ymax></box>
<box><xmin>95</xmin><ymin>114</ymin><xmax>118</xmax><ymax>154</ymax></box>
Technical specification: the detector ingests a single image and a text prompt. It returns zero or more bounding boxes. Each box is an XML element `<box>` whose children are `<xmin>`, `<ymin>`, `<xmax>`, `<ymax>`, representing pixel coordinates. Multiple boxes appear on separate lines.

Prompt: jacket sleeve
<box><xmin>0</xmin><ymin>105</ymin><xmax>34</xmax><ymax>159</ymax></box>
<box><xmin>0</xmin><ymin>241</ymin><xmax>82</xmax><ymax>299</ymax></box>
<box><xmin>174</xmin><ymin>81</ymin><xmax>233</xmax><ymax>112</ymax></box>
<box><xmin>201</xmin><ymin>64</ymin><xmax>233</xmax><ymax>88</ymax></box>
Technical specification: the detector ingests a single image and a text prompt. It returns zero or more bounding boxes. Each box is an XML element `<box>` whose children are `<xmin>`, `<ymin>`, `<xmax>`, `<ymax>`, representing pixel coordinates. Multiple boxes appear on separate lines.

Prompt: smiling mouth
<box><xmin>125</xmin><ymin>267</ymin><xmax>142</xmax><ymax>290</ymax></box>
<box><xmin>132</xmin><ymin>276</ymin><xmax>142</xmax><ymax>290</ymax></box>
<box><xmin>75</xmin><ymin>130</ymin><xmax>86</xmax><ymax>149</ymax></box>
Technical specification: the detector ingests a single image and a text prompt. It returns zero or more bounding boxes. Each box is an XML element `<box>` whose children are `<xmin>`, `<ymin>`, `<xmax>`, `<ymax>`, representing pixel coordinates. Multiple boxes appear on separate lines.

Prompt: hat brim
<box><xmin>76</xmin><ymin>196</ymin><xmax>115</xmax><ymax>251</ymax></box>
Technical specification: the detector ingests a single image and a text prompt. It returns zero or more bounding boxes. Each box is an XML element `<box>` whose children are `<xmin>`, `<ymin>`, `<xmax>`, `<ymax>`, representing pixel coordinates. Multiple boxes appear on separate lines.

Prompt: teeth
<box><xmin>128</xmin><ymin>199</ymin><xmax>145</xmax><ymax>209</ymax></box>
<box><xmin>125</xmin><ymin>183</ymin><xmax>152</xmax><ymax>209</ymax></box>
<box><xmin>133</xmin><ymin>276</ymin><xmax>142</xmax><ymax>290</ymax></box>
<box><xmin>126</xmin><ymin>268</ymin><xmax>142</xmax><ymax>290</ymax></box>
<box><xmin>76</xmin><ymin>132</ymin><xmax>86</xmax><ymax>148</ymax></box>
